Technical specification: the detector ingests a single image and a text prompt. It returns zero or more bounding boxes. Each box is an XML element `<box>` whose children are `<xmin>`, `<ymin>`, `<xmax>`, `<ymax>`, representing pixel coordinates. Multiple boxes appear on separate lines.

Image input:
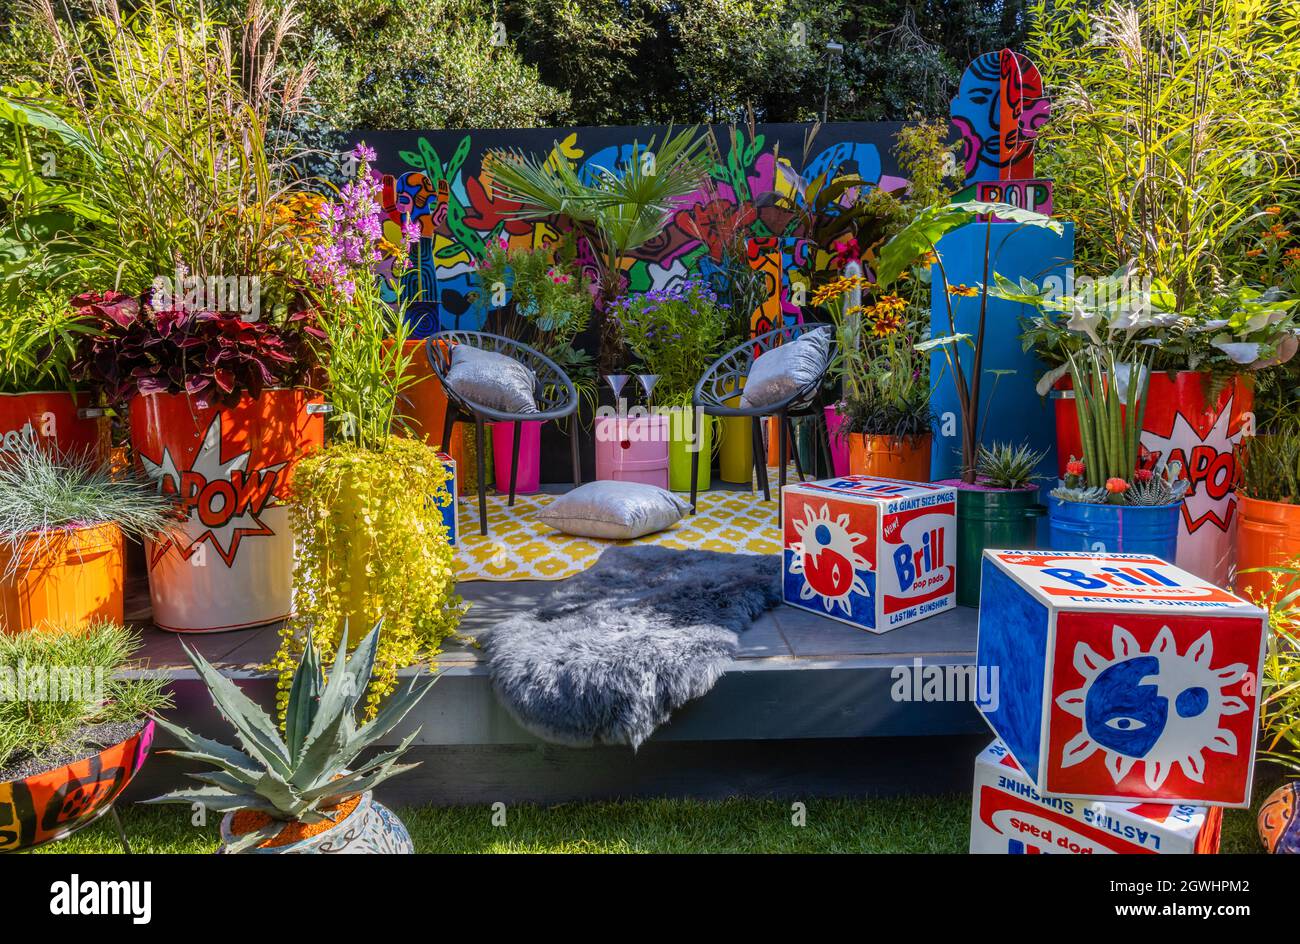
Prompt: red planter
<box><xmin>1141</xmin><ymin>371</ymin><xmax>1252</xmax><ymax>585</ymax></box>
<box><xmin>0</xmin><ymin>391</ymin><xmax>106</xmax><ymax>458</ymax></box>
<box><xmin>130</xmin><ymin>389</ymin><xmax>324</xmax><ymax>632</ymax></box>
<box><xmin>1053</xmin><ymin>370</ymin><xmax>1252</xmax><ymax>585</ymax></box>
<box><xmin>0</xmin><ymin>719</ymin><xmax>154</xmax><ymax>852</ymax></box>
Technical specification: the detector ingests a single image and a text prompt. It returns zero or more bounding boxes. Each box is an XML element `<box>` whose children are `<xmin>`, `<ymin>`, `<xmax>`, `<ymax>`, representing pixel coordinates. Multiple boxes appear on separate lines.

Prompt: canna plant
<box><xmin>146</xmin><ymin>620</ymin><xmax>434</xmax><ymax>853</ymax></box>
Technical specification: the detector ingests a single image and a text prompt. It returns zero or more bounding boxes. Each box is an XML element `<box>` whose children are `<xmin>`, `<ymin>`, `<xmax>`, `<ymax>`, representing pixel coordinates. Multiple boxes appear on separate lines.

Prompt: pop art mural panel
<box><xmin>349</xmin><ymin>123</ymin><xmax>905</xmax><ymax>339</ymax></box>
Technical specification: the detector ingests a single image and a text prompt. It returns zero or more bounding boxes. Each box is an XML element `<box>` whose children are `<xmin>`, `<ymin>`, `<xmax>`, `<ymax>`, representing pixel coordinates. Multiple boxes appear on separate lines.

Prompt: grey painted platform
<box><xmin>123</xmin><ymin>548</ymin><xmax>989</xmax><ymax>803</ymax></box>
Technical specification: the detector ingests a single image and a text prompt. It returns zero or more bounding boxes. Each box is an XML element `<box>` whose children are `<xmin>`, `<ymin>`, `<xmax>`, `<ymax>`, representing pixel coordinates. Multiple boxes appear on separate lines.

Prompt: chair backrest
<box><xmin>426</xmin><ymin>330</ymin><xmax>578</xmax><ymax>419</ymax></box>
<box><xmin>694</xmin><ymin>322</ymin><xmax>835</xmax><ymax>412</ymax></box>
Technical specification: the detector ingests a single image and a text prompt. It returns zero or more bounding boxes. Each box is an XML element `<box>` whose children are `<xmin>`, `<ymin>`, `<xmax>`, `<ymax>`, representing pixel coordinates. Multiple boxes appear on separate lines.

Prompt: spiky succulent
<box><xmin>1127</xmin><ymin>459</ymin><xmax>1191</xmax><ymax>507</ymax></box>
<box><xmin>973</xmin><ymin>441</ymin><xmax>1047</xmax><ymax>489</ymax></box>
<box><xmin>145</xmin><ymin>621</ymin><xmax>434</xmax><ymax>852</ymax></box>
<box><xmin>1050</xmin><ymin>484</ymin><xmax>1109</xmax><ymax>503</ymax></box>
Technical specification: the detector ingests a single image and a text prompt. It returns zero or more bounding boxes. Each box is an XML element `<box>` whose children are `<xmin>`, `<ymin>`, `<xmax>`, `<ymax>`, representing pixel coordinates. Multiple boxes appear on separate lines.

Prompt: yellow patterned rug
<box><xmin>454</xmin><ymin>488</ymin><xmax>783</xmax><ymax>581</ymax></box>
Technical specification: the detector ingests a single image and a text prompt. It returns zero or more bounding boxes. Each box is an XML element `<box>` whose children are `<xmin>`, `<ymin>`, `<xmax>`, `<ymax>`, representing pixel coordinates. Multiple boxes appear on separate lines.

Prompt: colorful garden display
<box><xmin>1</xmin><ymin>0</ymin><xmax>1299</xmax><ymax>858</ymax></box>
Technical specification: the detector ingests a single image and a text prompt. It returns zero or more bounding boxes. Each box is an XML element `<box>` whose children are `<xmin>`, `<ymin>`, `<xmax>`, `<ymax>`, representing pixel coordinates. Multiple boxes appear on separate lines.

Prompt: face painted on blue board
<box><xmin>949</xmin><ymin>52</ymin><xmax>1002</xmax><ymax>185</ymax></box>
<box><xmin>1083</xmin><ymin>656</ymin><xmax>1168</xmax><ymax>757</ymax></box>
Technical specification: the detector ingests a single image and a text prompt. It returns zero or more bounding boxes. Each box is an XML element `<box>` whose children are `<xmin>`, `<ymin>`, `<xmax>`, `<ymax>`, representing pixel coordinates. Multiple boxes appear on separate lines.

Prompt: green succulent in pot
<box><xmin>146</xmin><ymin>620</ymin><xmax>434</xmax><ymax>853</ymax></box>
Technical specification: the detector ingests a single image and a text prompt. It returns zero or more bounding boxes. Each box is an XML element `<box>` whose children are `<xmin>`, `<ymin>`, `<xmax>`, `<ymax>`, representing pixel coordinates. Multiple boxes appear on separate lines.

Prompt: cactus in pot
<box><xmin>146</xmin><ymin>620</ymin><xmax>433</xmax><ymax>853</ymax></box>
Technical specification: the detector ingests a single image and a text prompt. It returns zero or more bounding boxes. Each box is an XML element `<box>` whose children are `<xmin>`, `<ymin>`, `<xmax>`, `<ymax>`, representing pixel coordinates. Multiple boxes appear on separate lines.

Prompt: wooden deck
<box><xmin>122</xmin><ymin>504</ymin><xmax>992</xmax><ymax>804</ymax></box>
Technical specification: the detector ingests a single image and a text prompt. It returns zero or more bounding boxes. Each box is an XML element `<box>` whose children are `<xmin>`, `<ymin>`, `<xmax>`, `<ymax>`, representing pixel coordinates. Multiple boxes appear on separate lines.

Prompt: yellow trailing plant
<box><xmin>275</xmin><ymin>435</ymin><xmax>462</xmax><ymax>719</ymax></box>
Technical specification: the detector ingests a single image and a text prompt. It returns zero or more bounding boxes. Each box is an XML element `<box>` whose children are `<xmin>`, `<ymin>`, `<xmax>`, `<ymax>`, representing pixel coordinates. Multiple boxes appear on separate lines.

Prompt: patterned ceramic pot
<box><xmin>217</xmin><ymin>791</ymin><xmax>414</xmax><ymax>854</ymax></box>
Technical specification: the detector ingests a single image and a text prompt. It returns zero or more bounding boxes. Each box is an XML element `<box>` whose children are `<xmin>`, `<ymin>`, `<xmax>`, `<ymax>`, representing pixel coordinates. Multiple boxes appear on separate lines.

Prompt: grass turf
<box><xmin>34</xmin><ymin>794</ymin><xmax>1267</xmax><ymax>854</ymax></box>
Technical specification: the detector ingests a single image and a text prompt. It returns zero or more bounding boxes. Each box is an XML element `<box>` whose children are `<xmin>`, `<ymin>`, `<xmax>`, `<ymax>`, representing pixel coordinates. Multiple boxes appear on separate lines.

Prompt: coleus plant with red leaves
<box><xmin>71</xmin><ymin>292</ymin><xmax>323</xmax><ymax>409</ymax></box>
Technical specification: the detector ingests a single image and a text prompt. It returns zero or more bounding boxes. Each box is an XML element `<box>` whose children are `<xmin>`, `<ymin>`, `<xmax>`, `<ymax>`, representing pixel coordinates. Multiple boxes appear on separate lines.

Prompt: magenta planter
<box><xmin>825</xmin><ymin>405</ymin><xmax>850</xmax><ymax>478</ymax></box>
<box><xmin>594</xmin><ymin>415</ymin><xmax>670</xmax><ymax>489</ymax></box>
<box><xmin>491</xmin><ymin>420</ymin><xmax>542</xmax><ymax>495</ymax></box>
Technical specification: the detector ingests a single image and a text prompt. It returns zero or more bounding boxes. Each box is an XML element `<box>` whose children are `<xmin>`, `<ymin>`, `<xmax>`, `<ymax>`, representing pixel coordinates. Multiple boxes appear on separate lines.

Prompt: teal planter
<box><xmin>1047</xmin><ymin>499</ymin><xmax>1181</xmax><ymax>561</ymax></box>
<box><xmin>954</xmin><ymin>485</ymin><xmax>1044</xmax><ymax>607</ymax></box>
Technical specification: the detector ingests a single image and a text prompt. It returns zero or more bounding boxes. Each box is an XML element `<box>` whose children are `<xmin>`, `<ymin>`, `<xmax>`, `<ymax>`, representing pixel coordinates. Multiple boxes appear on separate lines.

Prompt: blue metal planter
<box><xmin>1047</xmin><ymin>499</ymin><xmax>1181</xmax><ymax>561</ymax></box>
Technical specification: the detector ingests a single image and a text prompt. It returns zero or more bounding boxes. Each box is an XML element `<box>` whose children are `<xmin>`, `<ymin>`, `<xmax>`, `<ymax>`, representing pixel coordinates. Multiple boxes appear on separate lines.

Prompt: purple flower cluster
<box><xmin>306</xmin><ymin>143</ymin><xmax>416</xmax><ymax>302</ymax></box>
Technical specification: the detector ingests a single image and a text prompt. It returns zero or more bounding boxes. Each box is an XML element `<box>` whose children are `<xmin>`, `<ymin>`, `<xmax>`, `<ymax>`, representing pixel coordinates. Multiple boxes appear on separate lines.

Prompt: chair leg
<box><xmin>777</xmin><ymin>410</ymin><xmax>789</xmax><ymax>514</ymax></box>
<box><xmin>570</xmin><ymin>420</ymin><xmax>582</xmax><ymax>487</ymax></box>
<box><xmin>440</xmin><ymin>403</ymin><xmax>457</xmax><ymax>454</ymax></box>
<box><xmin>508</xmin><ymin>421</ymin><xmax>521</xmax><ymax>507</ymax></box>
<box><xmin>690</xmin><ymin>412</ymin><xmax>701</xmax><ymax>515</ymax></box>
<box><xmin>752</xmin><ymin>415</ymin><xmax>771</xmax><ymax>502</ymax></box>
<box><xmin>786</xmin><ymin>415</ymin><xmax>806</xmax><ymax>482</ymax></box>
<box><xmin>475</xmin><ymin>415</ymin><xmax>488</xmax><ymax>536</ymax></box>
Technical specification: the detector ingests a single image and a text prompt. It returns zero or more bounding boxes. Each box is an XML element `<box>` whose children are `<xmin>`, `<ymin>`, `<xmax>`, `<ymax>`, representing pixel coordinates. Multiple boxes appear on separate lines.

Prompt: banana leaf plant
<box><xmin>874</xmin><ymin>200</ymin><xmax>1063</xmax><ymax>484</ymax></box>
<box><xmin>145</xmin><ymin>620</ymin><xmax>434</xmax><ymax>853</ymax></box>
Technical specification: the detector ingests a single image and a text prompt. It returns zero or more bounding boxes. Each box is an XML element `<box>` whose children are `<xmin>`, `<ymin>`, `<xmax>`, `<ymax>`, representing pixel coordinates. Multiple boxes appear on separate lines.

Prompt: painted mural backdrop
<box><xmin>350</xmin><ymin>123</ymin><xmax>906</xmax><ymax>338</ymax></box>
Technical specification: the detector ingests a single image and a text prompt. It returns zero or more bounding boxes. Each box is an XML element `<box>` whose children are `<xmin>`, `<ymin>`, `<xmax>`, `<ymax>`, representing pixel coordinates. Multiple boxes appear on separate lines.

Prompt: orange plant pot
<box><xmin>391</xmin><ymin>339</ymin><xmax>478</xmax><ymax>494</ymax></box>
<box><xmin>1235</xmin><ymin>496</ymin><xmax>1300</xmax><ymax>606</ymax></box>
<box><xmin>0</xmin><ymin>390</ymin><xmax>108</xmax><ymax>459</ymax></box>
<box><xmin>848</xmin><ymin>433</ymin><xmax>932</xmax><ymax>482</ymax></box>
<box><xmin>0</xmin><ymin>522</ymin><xmax>124</xmax><ymax>634</ymax></box>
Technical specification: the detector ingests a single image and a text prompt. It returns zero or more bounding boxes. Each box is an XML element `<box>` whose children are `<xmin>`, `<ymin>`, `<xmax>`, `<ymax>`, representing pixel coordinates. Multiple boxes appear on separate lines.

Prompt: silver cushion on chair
<box><xmin>537</xmin><ymin>481</ymin><xmax>690</xmax><ymax>540</ymax></box>
<box><xmin>739</xmin><ymin>327</ymin><xmax>831</xmax><ymax>409</ymax></box>
<box><xmin>445</xmin><ymin>345</ymin><xmax>539</xmax><ymax>414</ymax></box>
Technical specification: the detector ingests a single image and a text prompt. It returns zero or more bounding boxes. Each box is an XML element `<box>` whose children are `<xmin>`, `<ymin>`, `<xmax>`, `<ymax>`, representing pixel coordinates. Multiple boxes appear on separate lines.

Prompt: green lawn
<box><xmin>34</xmin><ymin>794</ymin><xmax>1267</xmax><ymax>854</ymax></box>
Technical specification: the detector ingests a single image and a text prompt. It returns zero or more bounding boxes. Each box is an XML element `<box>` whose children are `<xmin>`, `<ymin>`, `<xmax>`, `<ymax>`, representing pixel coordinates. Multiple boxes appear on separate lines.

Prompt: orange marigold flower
<box><xmin>1246</xmin><ymin>248</ymin><xmax>1264</xmax><ymax>257</ymax></box>
<box><xmin>1263</xmin><ymin>223</ymin><xmax>1291</xmax><ymax>241</ymax></box>
<box><xmin>948</xmin><ymin>283</ymin><xmax>979</xmax><ymax>297</ymax></box>
<box><xmin>1266</xmin><ymin>205</ymin><xmax>1282</xmax><ymax>215</ymax></box>
<box><xmin>1284</xmin><ymin>247</ymin><xmax>1300</xmax><ymax>266</ymax></box>
<box><xmin>870</xmin><ymin>308</ymin><xmax>905</xmax><ymax>336</ymax></box>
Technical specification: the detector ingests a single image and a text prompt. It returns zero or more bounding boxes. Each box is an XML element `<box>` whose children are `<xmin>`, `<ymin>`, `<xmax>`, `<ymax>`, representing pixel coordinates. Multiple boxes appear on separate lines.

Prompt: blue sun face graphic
<box><xmin>1056</xmin><ymin>625</ymin><xmax>1249</xmax><ymax>790</ymax></box>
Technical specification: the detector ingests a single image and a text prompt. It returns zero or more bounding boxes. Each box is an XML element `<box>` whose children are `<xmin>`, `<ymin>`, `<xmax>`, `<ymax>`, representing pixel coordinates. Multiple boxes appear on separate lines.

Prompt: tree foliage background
<box><xmin>0</xmin><ymin>0</ymin><xmax>1030</xmax><ymax>129</ymax></box>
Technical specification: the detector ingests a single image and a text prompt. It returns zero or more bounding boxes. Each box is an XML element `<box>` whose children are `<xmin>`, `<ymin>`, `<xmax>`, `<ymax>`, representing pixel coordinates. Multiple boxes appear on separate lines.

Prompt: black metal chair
<box><xmin>426</xmin><ymin>331</ymin><xmax>581</xmax><ymax>536</ymax></box>
<box><xmin>690</xmin><ymin>322</ymin><xmax>835</xmax><ymax>514</ymax></box>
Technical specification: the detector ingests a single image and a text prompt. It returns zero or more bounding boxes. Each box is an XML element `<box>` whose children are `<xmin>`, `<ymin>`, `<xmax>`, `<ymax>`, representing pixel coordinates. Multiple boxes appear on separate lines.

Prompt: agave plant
<box><xmin>972</xmin><ymin>441</ymin><xmax>1047</xmax><ymax>490</ymax></box>
<box><xmin>146</xmin><ymin>621</ymin><xmax>434</xmax><ymax>852</ymax></box>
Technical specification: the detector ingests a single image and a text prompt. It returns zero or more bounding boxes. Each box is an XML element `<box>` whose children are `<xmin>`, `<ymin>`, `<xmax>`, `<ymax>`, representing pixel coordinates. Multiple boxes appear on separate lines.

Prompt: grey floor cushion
<box><xmin>537</xmin><ymin>480</ymin><xmax>689</xmax><ymax>539</ymax></box>
<box><xmin>445</xmin><ymin>345</ymin><xmax>539</xmax><ymax>413</ymax></box>
<box><xmin>739</xmin><ymin>326</ymin><xmax>831</xmax><ymax>409</ymax></box>
<box><xmin>482</xmin><ymin>545</ymin><xmax>782</xmax><ymax>748</ymax></box>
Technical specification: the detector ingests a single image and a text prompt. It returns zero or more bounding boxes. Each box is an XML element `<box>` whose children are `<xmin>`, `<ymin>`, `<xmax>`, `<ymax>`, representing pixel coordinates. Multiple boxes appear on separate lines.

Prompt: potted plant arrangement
<box><xmin>950</xmin><ymin>441</ymin><xmax>1049</xmax><ymax>589</ymax></box>
<box><xmin>871</xmin><ymin>199</ymin><xmax>1061</xmax><ymax>603</ymax></box>
<box><xmin>0</xmin><ymin>621</ymin><xmax>168</xmax><ymax>851</ymax></box>
<box><xmin>1028</xmin><ymin>0</ymin><xmax>1300</xmax><ymax>584</ymax></box>
<box><xmin>471</xmin><ymin>233</ymin><xmax>597</xmax><ymax>492</ymax></box>
<box><xmin>1255</xmin><ymin>563</ymin><xmax>1300</xmax><ymax>852</ymax></box>
<box><xmin>817</xmin><ymin>275</ymin><xmax>932</xmax><ymax>480</ymax></box>
<box><xmin>485</xmin><ymin>126</ymin><xmax>711</xmax><ymax>370</ymax></box>
<box><xmin>1047</xmin><ymin>342</ymin><xmax>1190</xmax><ymax>559</ymax></box>
<box><xmin>275</xmin><ymin>144</ymin><xmax>461</xmax><ymax>720</ymax></box>
<box><xmin>147</xmin><ymin>621</ymin><xmax>433</xmax><ymax>853</ymax></box>
<box><xmin>610</xmin><ymin>278</ymin><xmax>730</xmax><ymax>492</ymax></box>
<box><xmin>0</xmin><ymin>443</ymin><xmax>177</xmax><ymax>633</ymax></box>
<box><xmin>4</xmin><ymin>5</ymin><xmax>330</xmax><ymax>633</ymax></box>
<box><xmin>0</xmin><ymin>291</ymin><xmax>104</xmax><ymax>458</ymax></box>
<box><xmin>1236</xmin><ymin>416</ymin><xmax>1300</xmax><ymax>604</ymax></box>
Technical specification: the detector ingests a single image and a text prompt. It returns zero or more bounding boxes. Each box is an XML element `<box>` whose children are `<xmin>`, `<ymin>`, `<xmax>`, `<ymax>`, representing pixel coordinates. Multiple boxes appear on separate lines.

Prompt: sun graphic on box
<box><xmin>1055</xmin><ymin>625</ymin><xmax>1249</xmax><ymax>791</ymax></box>
<box><xmin>788</xmin><ymin>503</ymin><xmax>871</xmax><ymax>616</ymax></box>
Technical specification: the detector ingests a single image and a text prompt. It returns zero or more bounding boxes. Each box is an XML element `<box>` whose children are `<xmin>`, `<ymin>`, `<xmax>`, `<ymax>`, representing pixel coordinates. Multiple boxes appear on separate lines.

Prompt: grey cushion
<box><xmin>445</xmin><ymin>345</ymin><xmax>538</xmax><ymax>414</ymax></box>
<box><xmin>537</xmin><ymin>481</ymin><xmax>690</xmax><ymax>540</ymax></box>
<box><xmin>739</xmin><ymin>327</ymin><xmax>831</xmax><ymax>409</ymax></box>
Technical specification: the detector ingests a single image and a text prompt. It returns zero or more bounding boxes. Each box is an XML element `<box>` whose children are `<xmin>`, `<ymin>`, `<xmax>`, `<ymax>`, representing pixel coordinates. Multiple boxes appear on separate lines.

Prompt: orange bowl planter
<box><xmin>0</xmin><ymin>522</ymin><xmax>124</xmax><ymax>634</ymax></box>
<box><xmin>848</xmin><ymin>433</ymin><xmax>932</xmax><ymax>482</ymax></box>
<box><xmin>1235</xmin><ymin>496</ymin><xmax>1300</xmax><ymax>605</ymax></box>
<box><xmin>0</xmin><ymin>720</ymin><xmax>154</xmax><ymax>851</ymax></box>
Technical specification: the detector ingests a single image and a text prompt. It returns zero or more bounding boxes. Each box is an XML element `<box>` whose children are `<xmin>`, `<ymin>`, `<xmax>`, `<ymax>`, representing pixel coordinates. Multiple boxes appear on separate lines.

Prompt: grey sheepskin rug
<box><xmin>482</xmin><ymin>545</ymin><xmax>781</xmax><ymax>748</ymax></box>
